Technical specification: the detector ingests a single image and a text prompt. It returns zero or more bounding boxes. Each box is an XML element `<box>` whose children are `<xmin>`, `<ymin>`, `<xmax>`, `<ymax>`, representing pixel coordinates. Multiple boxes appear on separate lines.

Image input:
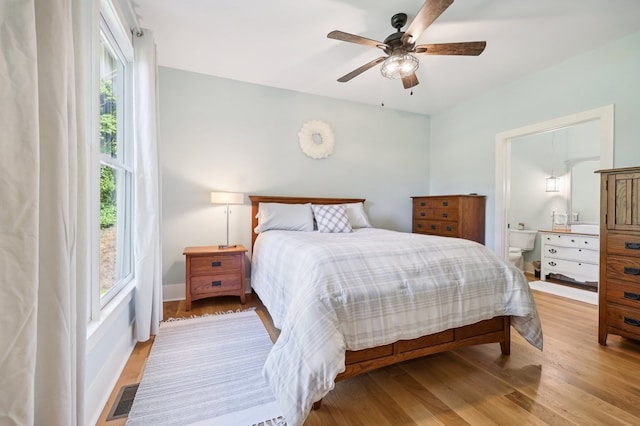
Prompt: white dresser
<box><xmin>540</xmin><ymin>231</ymin><xmax>599</xmax><ymax>285</ymax></box>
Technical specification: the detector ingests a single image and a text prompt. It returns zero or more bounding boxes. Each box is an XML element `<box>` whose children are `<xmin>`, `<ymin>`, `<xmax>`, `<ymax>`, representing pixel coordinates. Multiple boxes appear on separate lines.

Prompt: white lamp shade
<box><xmin>210</xmin><ymin>191</ymin><xmax>244</xmax><ymax>205</ymax></box>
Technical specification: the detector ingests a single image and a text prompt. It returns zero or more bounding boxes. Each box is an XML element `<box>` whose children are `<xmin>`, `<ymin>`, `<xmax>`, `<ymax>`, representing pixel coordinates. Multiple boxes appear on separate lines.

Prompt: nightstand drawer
<box><xmin>191</xmin><ymin>274</ymin><xmax>242</xmax><ymax>295</ymax></box>
<box><xmin>190</xmin><ymin>255</ymin><xmax>241</xmax><ymax>275</ymax></box>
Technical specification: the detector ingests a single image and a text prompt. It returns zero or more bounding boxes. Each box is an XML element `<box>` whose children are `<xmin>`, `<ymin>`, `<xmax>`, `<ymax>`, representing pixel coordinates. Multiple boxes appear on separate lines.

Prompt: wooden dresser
<box><xmin>411</xmin><ymin>195</ymin><xmax>486</xmax><ymax>244</ymax></box>
<box><xmin>597</xmin><ymin>167</ymin><xmax>640</xmax><ymax>345</ymax></box>
<box><xmin>183</xmin><ymin>245</ymin><xmax>247</xmax><ymax>310</ymax></box>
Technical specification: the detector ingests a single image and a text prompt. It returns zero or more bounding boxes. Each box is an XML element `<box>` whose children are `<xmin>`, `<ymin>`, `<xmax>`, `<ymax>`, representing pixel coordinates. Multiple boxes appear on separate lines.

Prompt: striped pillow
<box><xmin>312</xmin><ymin>204</ymin><xmax>353</xmax><ymax>233</ymax></box>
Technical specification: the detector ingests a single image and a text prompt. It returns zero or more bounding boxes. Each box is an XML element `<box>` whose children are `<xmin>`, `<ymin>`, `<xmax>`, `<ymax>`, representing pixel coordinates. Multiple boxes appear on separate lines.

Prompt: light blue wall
<box><xmin>159</xmin><ymin>67</ymin><xmax>431</xmax><ymax>287</ymax></box>
<box><xmin>430</xmin><ymin>30</ymin><xmax>640</xmax><ymax>250</ymax></box>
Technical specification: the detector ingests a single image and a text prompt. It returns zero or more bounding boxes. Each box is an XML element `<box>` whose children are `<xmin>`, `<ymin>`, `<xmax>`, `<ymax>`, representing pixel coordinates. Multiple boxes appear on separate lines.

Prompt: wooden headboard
<box><xmin>248</xmin><ymin>195</ymin><xmax>366</xmax><ymax>250</ymax></box>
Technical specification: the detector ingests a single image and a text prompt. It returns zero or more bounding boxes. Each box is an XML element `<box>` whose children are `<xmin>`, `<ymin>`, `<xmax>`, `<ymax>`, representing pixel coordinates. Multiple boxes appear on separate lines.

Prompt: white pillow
<box><xmin>254</xmin><ymin>202</ymin><xmax>314</xmax><ymax>233</ymax></box>
<box><xmin>312</xmin><ymin>204</ymin><xmax>353</xmax><ymax>233</ymax></box>
<box><xmin>345</xmin><ymin>202</ymin><xmax>372</xmax><ymax>228</ymax></box>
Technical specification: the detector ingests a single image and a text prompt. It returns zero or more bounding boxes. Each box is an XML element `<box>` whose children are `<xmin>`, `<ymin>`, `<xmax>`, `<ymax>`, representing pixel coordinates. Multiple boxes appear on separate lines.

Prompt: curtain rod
<box><xmin>122</xmin><ymin>0</ymin><xmax>143</xmax><ymax>37</ymax></box>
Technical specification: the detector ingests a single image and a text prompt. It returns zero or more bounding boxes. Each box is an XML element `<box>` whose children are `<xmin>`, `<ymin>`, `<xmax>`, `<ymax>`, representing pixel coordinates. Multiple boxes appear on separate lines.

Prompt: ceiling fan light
<box><xmin>380</xmin><ymin>53</ymin><xmax>419</xmax><ymax>79</ymax></box>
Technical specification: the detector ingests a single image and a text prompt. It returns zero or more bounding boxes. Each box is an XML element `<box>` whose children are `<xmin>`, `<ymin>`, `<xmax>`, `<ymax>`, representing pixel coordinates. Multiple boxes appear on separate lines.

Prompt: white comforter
<box><xmin>251</xmin><ymin>228</ymin><xmax>543</xmax><ymax>426</ymax></box>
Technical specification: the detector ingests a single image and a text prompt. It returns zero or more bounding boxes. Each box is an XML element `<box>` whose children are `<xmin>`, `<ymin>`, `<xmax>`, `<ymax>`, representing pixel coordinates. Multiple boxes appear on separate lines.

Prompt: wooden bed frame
<box><xmin>249</xmin><ymin>195</ymin><xmax>511</xmax><ymax>403</ymax></box>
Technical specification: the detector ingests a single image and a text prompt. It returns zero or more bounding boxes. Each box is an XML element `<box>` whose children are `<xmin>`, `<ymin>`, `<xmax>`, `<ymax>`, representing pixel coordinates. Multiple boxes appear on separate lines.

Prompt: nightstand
<box><xmin>183</xmin><ymin>245</ymin><xmax>247</xmax><ymax>310</ymax></box>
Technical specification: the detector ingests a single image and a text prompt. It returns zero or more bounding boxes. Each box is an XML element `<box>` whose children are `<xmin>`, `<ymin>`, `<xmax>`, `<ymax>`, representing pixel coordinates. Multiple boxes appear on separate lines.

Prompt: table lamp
<box><xmin>210</xmin><ymin>191</ymin><xmax>244</xmax><ymax>248</ymax></box>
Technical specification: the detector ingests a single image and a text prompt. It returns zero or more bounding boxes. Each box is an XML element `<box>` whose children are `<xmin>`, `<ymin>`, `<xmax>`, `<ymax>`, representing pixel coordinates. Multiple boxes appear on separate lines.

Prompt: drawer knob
<box><xmin>548</xmin><ymin>261</ymin><xmax>557</xmax><ymax>267</ymax></box>
<box><xmin>624</xmin><ymin>267</ymin><xmax>640</xmax><ymax>276</ymax></box>
<box><xmin>624</xmin><ymin>317</ymin><xmax>640</xmax><ymax>328</ymax></box>
<box><xmin>442</xmin><ymin>213</ymin><xmax>448</xmax><ymax>218</ymax></box>
<box><xmin>446</xmin><ymin>226</ymin><xmax>453</xmax><ymax>231</ymax></box>
<box><xmin>625</xmin><ymin>242</ymin><xmax>640</xmax><ymax>250</ymax></box>
<box><xmin>442</xmin><ymin>201</ymin><xmax>449</xmax><ymax>206</ymax></box>
<box><xmin>548</xmin><ymin>248</ymin><xmax>557</xmax><ymax>254</ymax></box>
<box><xmin>417</xmin><ymin>223</ymin><xmax>423</xmax><ymax>228</ymax></box>
<box><xmin>420</xmin><ymin>212</ymin><xmax>426</xmax><ymax>217</ymax></box>
<box><xmin>624</xmin><ymin>291</ymin><xmax>640</xmax><ymax>301</ymax></box>
<box><xmin>431</xmin><ymin>225</ymin><xmax>437</xmax><ymax>230</ymax></box>
<box><xmin>211</xmin><ymin>280</ymin><xmax>222</xmax><ymax>287</ymax></box>
<box><xmin>420</xmin><ymin>202</ymin><xmax>426</xmax><ymax>207</ymax></box>
<box><xmin>211</xmin><ymin>261</ymin><xmax>222</xmax><ymax>267</ymax></box>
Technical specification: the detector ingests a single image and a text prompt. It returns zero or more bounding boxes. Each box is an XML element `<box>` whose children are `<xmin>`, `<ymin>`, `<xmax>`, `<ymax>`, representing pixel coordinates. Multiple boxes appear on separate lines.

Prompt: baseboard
<box><xmin>529</xmin><ymin>280</ymin><xmax>598</xmax><ymax>305</ymax></box>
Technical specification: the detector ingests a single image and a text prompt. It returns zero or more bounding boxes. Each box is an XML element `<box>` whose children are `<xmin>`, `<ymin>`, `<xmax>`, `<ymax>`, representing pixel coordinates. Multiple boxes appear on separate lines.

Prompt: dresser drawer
<box><xmin>190</xmin><ymin>254</ymin><xmax>242</xmax><ymax>275</ymax></box>
<box><xmin>607</xmin><ymin>281</ymin><xmax>640</xmax><ymax>309</ymax></box>
<box><xmin>607</xmin><ymin>232</ymin><xmax>640</xmax><ymax>258</ymax></box>
<box><xmin>191</xmin><ymin>273</ymin><xmax>241</xmax><ymax>295</ymax></box>
<box><xmin>413</xmin><ymin>197</ymin><xmax>459</xmax><ymax>209</ymax></box>
<box><xmin>433</xmin><ymin>208</ymin><xmax>459</xmax><ymax>221</ymax></box>
<box><xmin>542</xmin><ymin>258</ymin><xmax>599</xmax><ymax>282</ymax></box>
<box><xmin>414</xmin><ymin>220</ymin><xmax>458</xmax><ymax>237</ymax></box>
<box><xmin>607</xmin><ymin>255</ymin><xmax>640</xmax><ymax>285</ymax></box>
<box><xmin>541</xmin><ymin>233</ymin><xmax>598</xmax><ymax>249</ymax></box>
<box><xmin>606</xmin><ymin>305</ymin><xmax>640</xmax><ymax>339</ymax></box>
<box><xmin>542</xmin><ymin>245</ymin><xmax>599</xmax><ymax>263</ymax></box>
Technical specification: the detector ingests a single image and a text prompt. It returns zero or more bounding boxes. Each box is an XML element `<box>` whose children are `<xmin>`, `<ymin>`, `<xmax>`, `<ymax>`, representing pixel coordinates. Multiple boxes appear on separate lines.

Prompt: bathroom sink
<box><xmin>570</xmin><ymin>224</ymin><xmax>599</xmax><ymax>234</ymax></box>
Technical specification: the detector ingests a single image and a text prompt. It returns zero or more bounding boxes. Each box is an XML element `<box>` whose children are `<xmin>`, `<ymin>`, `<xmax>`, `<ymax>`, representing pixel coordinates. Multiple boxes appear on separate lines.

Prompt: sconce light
<box><xmin>210</xmin><ymin>191</ymin><xmax>244</xmax><ymax>249</ymax></box>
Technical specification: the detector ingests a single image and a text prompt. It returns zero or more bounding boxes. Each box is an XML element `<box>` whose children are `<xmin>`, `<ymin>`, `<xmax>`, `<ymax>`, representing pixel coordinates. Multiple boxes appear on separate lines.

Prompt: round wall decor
<box><xmin>298</xmin><ymin>120</ymin><xmax>335</xmax><ymax>159</ymax></box>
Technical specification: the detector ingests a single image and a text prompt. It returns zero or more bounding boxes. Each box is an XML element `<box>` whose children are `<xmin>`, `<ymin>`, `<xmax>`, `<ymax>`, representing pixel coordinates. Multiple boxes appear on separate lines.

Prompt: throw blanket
<box><xmin>251</xmin><ymin>228</ymin><xmax>543</xmax><ymax>426</ymax></box>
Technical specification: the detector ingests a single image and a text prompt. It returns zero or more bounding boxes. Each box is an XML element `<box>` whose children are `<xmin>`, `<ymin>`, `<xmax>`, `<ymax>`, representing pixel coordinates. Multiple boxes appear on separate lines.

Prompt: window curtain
<box><xmin>0</xmin><ymin>0</ymin><xmax>88</xmax><ymax>424</ymax></box>
<box><xmin>133</xmin><ymin>29</ymin><xmax>163</xmax><ymax>341</ymax></box>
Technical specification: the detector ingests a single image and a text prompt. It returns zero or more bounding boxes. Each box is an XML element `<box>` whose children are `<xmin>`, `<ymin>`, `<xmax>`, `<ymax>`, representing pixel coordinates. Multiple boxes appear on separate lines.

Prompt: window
<box><xmin>94</xmin><ymin>8</ymin><xmax>134</xmax><ymax>313</ymax></box>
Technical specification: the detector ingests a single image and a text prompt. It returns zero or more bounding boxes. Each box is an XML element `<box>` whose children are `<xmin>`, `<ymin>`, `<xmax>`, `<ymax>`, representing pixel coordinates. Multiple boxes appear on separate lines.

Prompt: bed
<box><xmin>249</xmin><ymin>195</ymin><xmax>542</xmax><ymax>426</ymax></box>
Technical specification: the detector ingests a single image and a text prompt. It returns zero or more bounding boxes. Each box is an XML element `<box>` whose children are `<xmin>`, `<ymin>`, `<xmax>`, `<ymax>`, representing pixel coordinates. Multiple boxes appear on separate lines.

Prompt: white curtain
<box><xmin>133</xmin><ymin>29</ymin><xmax>163</xmax><ymax>341</ymax></box>
<box><xmin>0</xmin><ymin>0</ymin><xmax>88</xmax><ymax>425</ymax></box>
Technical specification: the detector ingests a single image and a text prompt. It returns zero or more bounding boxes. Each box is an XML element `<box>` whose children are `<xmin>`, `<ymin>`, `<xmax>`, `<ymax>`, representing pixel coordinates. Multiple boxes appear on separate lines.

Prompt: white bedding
<box><xmin>251</xmin><ymin>228</ymin><xmax>543</xmax><ymax>426</ymax></box>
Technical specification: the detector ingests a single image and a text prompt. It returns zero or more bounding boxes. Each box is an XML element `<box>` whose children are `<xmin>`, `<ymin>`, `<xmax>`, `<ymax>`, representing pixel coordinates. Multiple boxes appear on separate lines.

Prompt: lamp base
<box><xmin>218</xmin><ymin>244</ymin><xmax>237</xmax><ymax>249</ymax></box>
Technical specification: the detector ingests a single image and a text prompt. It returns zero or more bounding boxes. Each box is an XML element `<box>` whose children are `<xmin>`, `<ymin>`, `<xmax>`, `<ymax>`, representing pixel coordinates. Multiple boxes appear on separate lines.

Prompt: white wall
<box><xmin>430</xmin><ymin>30</ymin><xmax>640</xmax><ymax>251</ymax></box>
<box><xmin>158</xmin><ymin>67</ymin><xmax>431</xmax><ymax>289</ymax></box>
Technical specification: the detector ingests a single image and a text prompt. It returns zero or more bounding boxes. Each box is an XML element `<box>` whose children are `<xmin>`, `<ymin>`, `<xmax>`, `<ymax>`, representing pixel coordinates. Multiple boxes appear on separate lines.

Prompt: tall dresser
<box><xmin>597</xmin><ymin>167</ymin><xmax>640</xmax><ymax>345</ymax></box>
<box><xmin>411</xmin><ymin>194</ymin><xmax>486</xmax><ymax>244</ymax></box>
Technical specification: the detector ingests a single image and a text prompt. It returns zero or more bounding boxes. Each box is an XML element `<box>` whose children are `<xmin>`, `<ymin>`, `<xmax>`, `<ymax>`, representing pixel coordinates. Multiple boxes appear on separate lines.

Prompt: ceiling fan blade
<box><xmin>415</xmin><ymin>41</ymin><xmax>486</xmax><ymax>56</ymax></box>
<box><xmin>402</xmin><ymin>0</ymin><xmax>454</xmax><ymax>45</ymax></box>
<box><xmin>402</xmin><ymin>73</ymin><xmax>419</xmax><ymax>89</ymax></box>
<box><xmin>337</xmin><ymin>57</ymin><xmax>386</xmax><ymax>82</ymax></box>
<box><xmin>328</xmin><ymin>30</ymin><xmax>388</xmax><ymax>50</ymax></box>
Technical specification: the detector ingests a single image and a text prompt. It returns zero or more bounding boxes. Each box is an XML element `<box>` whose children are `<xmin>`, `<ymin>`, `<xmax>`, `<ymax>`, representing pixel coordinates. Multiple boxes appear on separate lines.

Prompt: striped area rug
<box><xmin>126</xmin><ymin>310</ymin><xmax>286</xmax><ymax>425</ymax></box>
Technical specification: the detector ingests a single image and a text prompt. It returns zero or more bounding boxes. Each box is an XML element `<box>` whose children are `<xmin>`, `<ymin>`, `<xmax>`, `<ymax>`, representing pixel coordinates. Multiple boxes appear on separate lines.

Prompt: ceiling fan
<box><xmin>327</xmin><ymin>0</ymin><xmax>486</xmax><ymax>89</ymax></box>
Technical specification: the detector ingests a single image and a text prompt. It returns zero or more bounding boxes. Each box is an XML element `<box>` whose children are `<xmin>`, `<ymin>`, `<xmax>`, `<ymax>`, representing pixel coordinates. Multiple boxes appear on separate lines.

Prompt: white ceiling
<box><xmin>132</xmin><ymin>0</ymin><xmax>640</xmax><ymax>116</ymax></box>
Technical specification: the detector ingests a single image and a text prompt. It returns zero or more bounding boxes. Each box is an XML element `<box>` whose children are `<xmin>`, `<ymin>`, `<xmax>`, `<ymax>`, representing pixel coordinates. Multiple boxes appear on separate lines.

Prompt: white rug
<box><xmin>126</xmin><ymin>310</ymin><xmax>285</xmax><ymax>425</ymax></box>
<box><xmin>529</xmin><ymin>280</ymin><xmax>598</xmax><ymax>305</ymax></box>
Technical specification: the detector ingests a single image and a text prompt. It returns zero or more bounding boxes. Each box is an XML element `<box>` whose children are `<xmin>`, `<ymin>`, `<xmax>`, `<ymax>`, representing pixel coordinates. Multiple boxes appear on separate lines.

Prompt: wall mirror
<box><xmin>567</xmin><ymin>157</ymin><xmax>600</xmax><ymax>224</ymax></box>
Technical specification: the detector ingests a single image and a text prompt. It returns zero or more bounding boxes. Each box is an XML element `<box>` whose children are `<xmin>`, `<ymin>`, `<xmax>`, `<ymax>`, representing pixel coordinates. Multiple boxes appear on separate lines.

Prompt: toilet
<box><xmin>508</xmin><ymin>229</ymin><xmax>537</xmax><ymax>271</ymax></box>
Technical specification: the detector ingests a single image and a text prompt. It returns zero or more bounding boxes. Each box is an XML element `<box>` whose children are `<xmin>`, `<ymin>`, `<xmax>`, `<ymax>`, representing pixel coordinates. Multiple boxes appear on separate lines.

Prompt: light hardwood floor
<box><xmin>96</xmin><ymin>288</ymin><xmax>640</xmax><ymax>425</ymax></box>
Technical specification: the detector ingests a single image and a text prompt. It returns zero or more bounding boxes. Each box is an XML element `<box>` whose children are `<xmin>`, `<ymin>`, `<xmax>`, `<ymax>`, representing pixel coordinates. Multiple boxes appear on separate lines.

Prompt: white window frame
<box><xmin>90</xmin><ymin>0</ymin><xmax>135</xmax><ymax>319</ymax></box>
